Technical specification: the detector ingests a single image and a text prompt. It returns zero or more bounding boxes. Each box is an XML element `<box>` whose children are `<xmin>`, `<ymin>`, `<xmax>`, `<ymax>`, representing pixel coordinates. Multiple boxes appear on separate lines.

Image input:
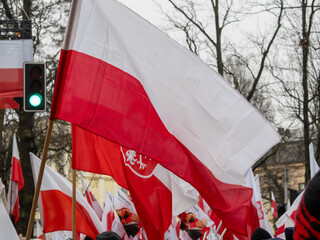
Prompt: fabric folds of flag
<box><xmin>275</xmin><ymin>190</ymin><xmax>303</xmax><ymax>238</ymax></box>
<box><xmin>102</xmin><ymin>191</ymin><xmax>115</xmax><ymax>231</ymax></box>
<box><xmin>36</xmin><ymin>221</ymin><xmax>44</xmax><ymax>240</ymax></box>
<box><xmin>72</xmin><ymin>125</ymin><xmax>197</xmax><ymax>239</ymax></box>
<box><xmin>271</xmin><ymin>191</ymin><xmax>278</xmax><ymax>219</ymax></box>
<box><xmin>0</xmin><ymin>196</ymin><xmax>20</xmax><ymax>240</ymax></box>
<box><xmin>0</xmin><ymin>178</ymin><xmax>6</xmax><ymax>207</ymax></box>
<box><xmin>253</xmin><ymin>174</ymin><xmax>273</xmax><ymax>235</ymax></box>
<box><xmin>245</xmin><ymin>170</ymin><xmax>272</xmax><ymax>236</ymax></box>
<box><xmin>309</xmin><ymin>143</ymin><xmax>320</xmax><ymax>179</ymax></box>
<box><xmin>0</xmin><ymin>40</ymin><xmax>33</xmax><ymax>109</ymax></box>
<box><xmin>29</xmin><ymin>153</ymin><xmax>103</xmax><ymax>239</ymax></box>
<box><xmin>7</xmin><ymin>133</ymin><xmax>24</xmax><ymax>223</ymax></box>
<box><xmin>81</xmin><ymin>177</ymin><xmax>104</xmax><ymax>220</ymax></box>
<box><xmin>51</xmin><ymin>0</ymin><xmax>280</xmax><ymax>235</ymax></box>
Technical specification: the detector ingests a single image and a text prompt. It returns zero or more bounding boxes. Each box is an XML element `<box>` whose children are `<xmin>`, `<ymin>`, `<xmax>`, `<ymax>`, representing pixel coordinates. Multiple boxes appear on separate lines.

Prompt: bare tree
<box><xmin>0</xmin><ymin>0</ymin><xmax>71</xmax><ymax>234</ymax></box>
<box><xmin>158</xmin><ymin>0</ymin><xmax>284</xmax><ymax>121</ymax></box>
<box><xmin>269</xmin><ymin>0</ymin><xmax>320</xmax><ymax>183</ymax></box>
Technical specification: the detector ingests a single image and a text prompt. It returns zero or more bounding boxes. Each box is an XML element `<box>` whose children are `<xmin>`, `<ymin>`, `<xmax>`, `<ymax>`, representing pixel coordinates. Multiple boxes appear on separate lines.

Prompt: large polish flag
<box><xmin>0</xmin><ymin>197</ymin><xmax>20</xmax><ymax>240</ymax></box>
<box><xmin>7</xmin><ymin>133</ymin><xmax>24</xmax><ymax>223</ymax></box>
<box><xmin>0</xmin><ymin>39</ymin><xmax>33</xmax><ymax>109</ymax></box>
<box><xmin>81</xmin><ymin>177</ymin><xmax>104</xmax><ymax>220</ymax></box>
<box><xmin>29</xmin><ymin>153</ymin><xmax>103</xmax><ymax>239</ymax></box>
<box><xmin>72</xmin><ymin>125</ymin><xmax>197</xmax><ymax>239</ymax></box>
<box><xmin>50</xmin><ymin>0</ymin><xmax>280</xmax><ymax>235</ymax></box>
<box><xmin>101</xmin><ymin>191</ymin><xmax>115</xmax><ymax>231</ymax></box>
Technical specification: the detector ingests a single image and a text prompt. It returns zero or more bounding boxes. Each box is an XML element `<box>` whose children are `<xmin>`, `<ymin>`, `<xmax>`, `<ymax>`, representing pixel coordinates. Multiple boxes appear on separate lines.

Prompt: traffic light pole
<box><xmin>25</xmin><ymin>120</ymin><xmax>54</xmax><ymax>240</ymax></box>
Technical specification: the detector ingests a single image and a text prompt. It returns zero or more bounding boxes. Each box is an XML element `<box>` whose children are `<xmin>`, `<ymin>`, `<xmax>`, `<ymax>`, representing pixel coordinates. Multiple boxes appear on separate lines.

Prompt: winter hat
<box><xmin>96</xmin><ymin>231</ymin><xmax>122</xmax><ymax>240</ymax></box>
<box><xmin>294</xmin><ymin>171</ymin><xmax>320</xmax><ymax>239</ymax></box>
<box><xmin>251</xmin><ymin>227</ymin><xmax>272</xmax><ymax>240</ymax></box>
<box><xmin>284</xmin><ymin>227</ymin><xmax>294</xmax><ymax>240</ymax></box>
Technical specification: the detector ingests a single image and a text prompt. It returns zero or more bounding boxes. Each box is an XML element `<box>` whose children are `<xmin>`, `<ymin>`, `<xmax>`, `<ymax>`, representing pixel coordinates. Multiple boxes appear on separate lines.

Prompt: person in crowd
<box><xmin>284</xmin><ymin>227</ymin><xmax>294</xmax><ymax>240</ymax></box>
<box><xmin>115</xmin><ymin>207</ymin><xmax>141</xmax><ymax>237</ymax></box>
<box><xmin>294</xmin><ymin>171</ymin><xmax>320</xmax><ymax>239</ymax></box>
<box><xmin>180</xmin><ymin>212</ymin><xmax>210</xmax><ymax>240</ymax></box>
<box><xmin>96</xmin><ymin>231</ymin><xmax>122</xmax><ymax>240</ymax></box>
<box><xmin>251</xmin><ymin>227</ymin><xmax>272</xmax><ymax>240</ymax></box>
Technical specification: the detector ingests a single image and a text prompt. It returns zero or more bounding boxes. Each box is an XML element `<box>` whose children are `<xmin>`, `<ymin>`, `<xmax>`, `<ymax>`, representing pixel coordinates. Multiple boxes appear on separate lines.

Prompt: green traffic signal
<box><xmin>23</xmin><ymin>62</ymin><xmax>46</xmax><ymax>112</ymax></box>
<box><xmin>29</xmin><ymin>93</ymin><xmax>43</xmax><ymax>107</ymax></box>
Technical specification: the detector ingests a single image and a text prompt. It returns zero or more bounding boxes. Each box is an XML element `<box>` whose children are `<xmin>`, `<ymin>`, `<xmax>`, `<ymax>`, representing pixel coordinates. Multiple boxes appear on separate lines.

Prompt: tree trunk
<box><xmin>213</xmin><ymin>0</ymin><xmax>224</xmax><ymax>76</ymax></box>
<box><xmin>301</xmin><ymin>0</ymin><xmax>310</xmax><ymax>182</ymax></box>
<box><xmin>15</xmin><ymin>110</ymin><xmax>37</xmax><ymax>235</ymax></box>
<box><xmin>15</xmin><ymin>0</ymin><xmax>38</xmax><ymax>235</ymax></box>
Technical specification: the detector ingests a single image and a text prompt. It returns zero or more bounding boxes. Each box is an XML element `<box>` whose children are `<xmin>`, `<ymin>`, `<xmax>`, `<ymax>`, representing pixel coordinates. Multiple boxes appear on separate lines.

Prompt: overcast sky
<box><xmin>118</xmin><ymin>0</ymin><xmax>166</xmax><ymax>25</ymax></box>
<box><xmin>116</xmin><ymin>0</ymin><xmax>272</xmax><ymax>44</ymax></box>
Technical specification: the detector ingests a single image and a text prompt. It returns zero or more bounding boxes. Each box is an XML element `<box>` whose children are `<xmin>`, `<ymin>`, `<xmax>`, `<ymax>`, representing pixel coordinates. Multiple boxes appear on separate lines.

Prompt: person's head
<box><xmin>251</xmin><ymin>227</ymin><xmax>272</xmax><ymax>240</ymax></box>
<box><xmin>131</xmin><ymin>213</ymin><xmax>140</xmax><ymax>222</ymax></box>
<box><xmin>185</xmin><ymin>212</ymin><xmax>196</xmax><ymax>223</ymax></box>
<box><xmin>116</xmin><ymin>209</ymin><xmax>123</xmax><ymax>219</ymax></box>
<box><xmin>96</xmin><ymin>231</ymin><xmax>122</xmax><ymax>240</ymax></box>
<box><xmin>116</xmin><ymin>207</ymin><xmax>131</xmax><ymax>219</ymax></box>
<box><xmin>284</xmin><ymin>227</ymin><xmax>294</xmax><ymax>240</ymax></box>
<box><xmin>84</xmin><ymin>236</ymin><xmax>94</xmax><ymax>240</ymax></box>
<box><xmin>195</xmin><ymin>219</ymin><xmax>207</xmax><ymax>229</ymax></box>
<box><xmin>294</xmin><ymin>171</ymin><xmax>320</xmax><ymax>239</ymax></box>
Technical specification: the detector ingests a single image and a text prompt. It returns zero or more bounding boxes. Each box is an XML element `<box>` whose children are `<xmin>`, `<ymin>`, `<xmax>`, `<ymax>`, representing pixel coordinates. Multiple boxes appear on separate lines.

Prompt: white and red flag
<box><xmin>101</xmin><ymin>191</ymin><xmax>115</xmax><ymax>231</ymax></box>
<box><xmin>245</xmin><ymin>170</ymin><xmax>272</xmax><ymax>236</ymax></box>
<box><xmin>7</xmin><ymin>133</ymin><xmax>24</xmax><ymax>223</ymax></box>
<box><xmin>254</xmin><ymin>174</ymin><xmax>273</xmax><ymax>235</ymax></box>
<box><xmin>51</xmin><ymin>231</ymin><xmax>68</xmax><ymax>240</ymax></box>
<box><xmin>64</xmin><ymin>231</ymin><xmax>81</xmax><ymax>240</ymax></box>
<box><xmin>116</xmin><ymin>188</ymin><xmax>136</xmax><ymax>213</ymax></box>
<box><xmin>271</xmin><ymin>191</ymin><xmax>278</xmax><ymax>219</ymax></box>
<box><xmin>275</xmin><ymin>190</ymin><xmax>303</xmax><ymax>237</ymax></box>
<box><xmin>29</xmin><ymin>153</ymin><xmax>103</xmax><ymax>239</ymax></box>
<box><xmin>36</xmin><ymin>221</ymin><xmax>44</xmax><ymax>240</ymax></box>
<box><xmin>72</xmin><ymin>125</ymin><xmax>197</xmax><ymax>239</ymax></box>
<box><xmin>164</xmin><ymin>217</ymin><xmax>180</xmax><ymax>240</ymax></box>
<box><xmin>0</xmin><ymin>178</ymin><xmax>6</xmax><ymax>206</ymax></box>
<box><xmin>0</xmin><ymin>178</ymin><xmax>4</xmax><ymax>194</ymax></box>
<box><xmin>309</xmin><ymin>143</ymin><xmax>320</xmax><ymax>179</ymax></box>
<box><xmin>81</xmin><ymin>177</ymin><xmax>103</xmax><ymax>220</ymax></box>
<box><xmin>198</xmin><ymin>196</ymin><xmax>211</xmax><ymax>218</ymax></box>
<box><xmin>0</xmin><ymin>196</ymin><xmax>20</xmax><ymax>240</ymax></box>
<box><xmin>0</xmin><ymin>39</ymin><xmax>33</xmax><ymax>109</ymax></box>
<box><xmin>51</xmin><ymin>0</ymin><xmax>280</xmax><ymax>236</ymax></box>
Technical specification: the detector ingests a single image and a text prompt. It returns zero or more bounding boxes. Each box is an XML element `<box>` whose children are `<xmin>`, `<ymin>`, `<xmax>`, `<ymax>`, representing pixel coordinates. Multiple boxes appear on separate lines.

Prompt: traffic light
<box><xmin>23</xmin><ymin>62</ymin><xmax>46</xmax><ymax>112</ymax></box>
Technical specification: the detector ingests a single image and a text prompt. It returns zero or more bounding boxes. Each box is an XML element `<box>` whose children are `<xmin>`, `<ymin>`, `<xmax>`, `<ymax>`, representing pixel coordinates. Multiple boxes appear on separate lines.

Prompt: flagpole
<box><xmin>9</xmin><ymin>135</ymin><xmax>14</xmax><ymax>220</ymax></box>
<box><xmin>26</xmin><ymin>120</ymin><xmax>54</xmax><ymax>240</ymax></box>
<box><xmin>72</xmin><ymin>168</ymin><xmax>77</xmax><ymax>240</ymax></box>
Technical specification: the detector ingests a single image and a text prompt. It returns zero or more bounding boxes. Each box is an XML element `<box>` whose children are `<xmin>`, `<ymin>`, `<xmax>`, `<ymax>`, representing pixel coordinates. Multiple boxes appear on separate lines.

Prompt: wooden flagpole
<box><xmin>25</xmin><ymin>120</ymin><xmax>54</xmax><ymax>240</ymax></box>
<box><xmin>72</xmin><ymin>168</ymin><xmax>77</xmax><ymax>240</ymax></box>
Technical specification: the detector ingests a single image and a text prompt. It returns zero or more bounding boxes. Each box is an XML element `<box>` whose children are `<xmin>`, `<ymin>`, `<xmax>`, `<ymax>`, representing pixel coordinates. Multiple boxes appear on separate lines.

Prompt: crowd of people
<box><xmin>83</xmin><ymin>170</ymin><xmax>320</xmax><ymax>240</ymax></box>
<box><xmin>251</xmin><ymin>171</ymin><xmax>320</xmax><ymax>240</ymax></box>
